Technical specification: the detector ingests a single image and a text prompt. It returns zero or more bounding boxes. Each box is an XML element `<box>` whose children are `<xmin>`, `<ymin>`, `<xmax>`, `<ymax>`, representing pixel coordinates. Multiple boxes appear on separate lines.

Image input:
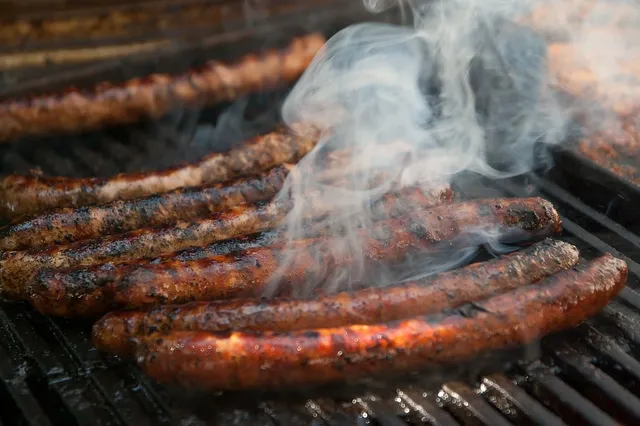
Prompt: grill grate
<box><xmin>3</xmin><ymin>17</ymin><xmax>640</xmax><ymax>426</ymax></box>
<box><xmin>3</xmin><ymin>93</ymin><xmax>640</xmax><ymax>426</ymax></box>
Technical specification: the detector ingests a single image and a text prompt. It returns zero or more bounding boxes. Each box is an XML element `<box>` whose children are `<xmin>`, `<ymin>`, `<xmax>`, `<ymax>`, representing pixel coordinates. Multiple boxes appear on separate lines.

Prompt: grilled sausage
<box><xmin>0</xmin><ymin>165</ymin><xmax>289</xmax><ymax>250</ymax></box>
<box><xmin>0</xmin><ymin>128</ymin><xmax>318</xmax><ymax>220</ymax></box>
<box><xmin>0</xmin><ymin>33</ymin><xmax>326</xmax><ymax>143</ymax></box>
<box><xmin>29</xmin><ymin>197</ymin><xmax>562</xmax><ymax>317</ymax></box>
<box><xmin>1</xmin><ymin>185</ymin><xmax>452</xmax><ymax>299</ymax></box>
<box><xmin>0</xmin><ymin>201</ymin><xmax>290</xmax><ymax>299</ymax></box>
<box><xmin>136</xmin><ymin>254</ymin><xmax>626</xmax><ymax>391</ymax></box>
<box><xmin>93</xmin><ymin>238</ymin><xmax>579</xmax><ymax>357</ymax></box>
<box><xmin>547</xmin><ymin>42</ymin><xmax>640</xmax><ymax>117</ymax></box>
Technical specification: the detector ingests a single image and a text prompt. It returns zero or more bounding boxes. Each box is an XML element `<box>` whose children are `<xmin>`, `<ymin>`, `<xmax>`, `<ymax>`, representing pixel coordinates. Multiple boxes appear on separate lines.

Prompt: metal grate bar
<box><xmin>68</xmin><ymin>144</ymin><xmax>120</xmax><ymax>177</ymax></box>
<box><xmin>42</xmin><ymin>317</ymin><xmax>170</xmax><ymax>426</ymax></box>
<box><xmin>617</xmin><ymin>287</ymin><xmax>640</xmax><ymax>311</ymax></box>
<box><xmin>550</xmin><ymin>343</ymin><xmax>640</xmax><ymax>424</ymax></box>
<box><xmin>601</xmin><ymin>301</ymin><xmax>640</xmax><ymax>345</ymax></box>
<box><xmin>581</xmin><ymin>325</ymin><xmax>640</xmax><ymax>393</ymax></box>
<box><xmin>0</xmin><ymin>343</ymin><xmax>53</xmax><ymax>426</ymax></box>
<box><xmin>529</xmin><ymin>175</ymin><xmax>640</xmax><ymax>250</ymax></box>
<box><xmin>522</xmin><ymin>363</ymin><xmax>618</xmax><ymax>426</ymax></box>
<box><xmin>305</xmin><ymin>399</ymin><xmax>360</xmax><ymax>425</ymax></box>
<box><xmin>352</xmin><ymin>395</ymin><xmax>408</xmax><ymax>426</ymax></box>
<box><xmin>261</xmin><ymin>400</ymin><xmax>328</xmax><ymax>426</ymax></box>
<box><xmin>479</xmin><ymin>375</ymin><xmax>566</xmax><ymax>426</ymax></box>
<box><xmin>439</xmin><ymin>382</ymin><xmax>512</xmax><ymax>426</ymax></box>
<box><xmin>0</xmin><ymin>306</ymin><xmax>115</xmax><ymax>426</ymax></box>
<box><xmin>394</xmin><ymin>389</ymin><xmax>459</xmax><ymax>426</ymax></box>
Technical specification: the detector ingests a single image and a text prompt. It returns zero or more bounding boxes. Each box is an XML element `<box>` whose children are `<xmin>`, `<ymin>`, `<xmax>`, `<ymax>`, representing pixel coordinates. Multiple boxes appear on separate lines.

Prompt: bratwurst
<box><xmin>0</xmin><ymin>33</ymin><xmax>326</xmax><ymax>142</ymax></box>
<box><xmin>93</xmin><ymin>238</ymin><xmax>579</xmax><ymax>357</ymax></box>
<box><xmin>0</xmin><ymin>165</ymin><xmax>289</xmax><ymax>250</ymax></box>
<box><xmin>28</xmin><ymin>197</ymin><xmax>562</xmax><ymax>317</ymax></box>
<box><xmin>0</xmin><ymin>129</ymin><xmax>317</xmax><ymax>220</ymax></box>
<box><xmin>1</xmin><ymin>185</ymin><xmax>452</xmax><ymax>299</ymax></box>
<box><xmin>137</xmin><ymin>254</ymin><xmax>626</xmax><ymax>391</ymax></box>
<box><xmin>0</xmin><ymin>201</ymin><xmax>289</xmax><ymax>299</ymax></box>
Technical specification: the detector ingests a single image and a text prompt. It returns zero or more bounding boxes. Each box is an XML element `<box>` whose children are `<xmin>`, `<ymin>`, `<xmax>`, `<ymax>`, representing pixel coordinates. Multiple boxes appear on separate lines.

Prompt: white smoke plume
<box><xmin>268</xmin><ymin>0</ymin><xmax>635</xmax><ymax>295</ymax></box>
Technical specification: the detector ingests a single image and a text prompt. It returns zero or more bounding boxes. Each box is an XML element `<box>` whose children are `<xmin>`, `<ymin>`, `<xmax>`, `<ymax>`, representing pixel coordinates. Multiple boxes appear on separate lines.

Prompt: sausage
<box><xmin>28</xmin><ymin>197</ymin><xmax>562</xmax><ymax>317</ymax></box>
<box><xmin>547</xmin><ymin>42</ymin><xmax>640</xmax><ymax>117</ymax></box>
<box><xmin>0</xmin><ymin>201</ymin><xmax>290</xmax><ymax>300</ymax></box>
<box><xmin>0</xmin><ymin>33</ymin><xmax>326</xmax><ymax>143</ymax></box>
<box><xmin>0</xmin><ymin>127</ymin><xmax>318</xmax><ymax>220</ymax></box>
<box><xmin>1</xmin><ymin>185</ymin><xmax>452</xmax><ymax>299</ymax></box>
<box><xmin>136</xmin><ymin>254</ymin><xmax>627</xmax><ymax>391</ymax></box>
<box><xmin>522</xmin><ymin>2</ymin><xmax>638</xmax><ymax>39</ymax></box>
<box><xmin>93</xmin><ymin>238</ymin><xmax>579</xmax><ymax>357</ymax></box>
<box><xmin>0</xmin><ymin>165</ymin><xmax>289</xmax><ymax>250</ymax></box>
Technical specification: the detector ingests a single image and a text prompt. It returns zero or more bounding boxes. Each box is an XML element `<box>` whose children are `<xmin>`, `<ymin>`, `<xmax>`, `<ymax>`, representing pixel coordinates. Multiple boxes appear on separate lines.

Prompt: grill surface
<box><xmin>3</xmin><ymin>8</ymin><xmax>640</xmax><ymax>426</ymax></box>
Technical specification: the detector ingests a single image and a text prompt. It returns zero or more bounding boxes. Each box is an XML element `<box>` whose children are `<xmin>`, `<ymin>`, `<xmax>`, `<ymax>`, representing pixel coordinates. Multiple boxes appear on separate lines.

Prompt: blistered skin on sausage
<box><xmin>1</xmin><ymin>185</ymin><xmax>453</xmax><ymax>299</ymax></box>
<box><xmin>0</xmin><ymin>165</ymin><xmax>289</xmax><ymax>250</ymax></box>
<box><xmin>0</xmin><ymin>33</ymin><xmax>326</xmax><ymax>143</ymax></box>
<box><xmin>93</xmin><ymin>238</ymin><xmax>579</xmax><ymax>357</ymax></box>
<box><xmin>137</xmin><ymin>254</ymin><xmax>627</xmax><ymax>391</ymax></box>
<box><xmin>0</xmin><ymin>129</ymin><xmax>317</xmax><ymax>221</ymax></box>
<box><xmin>0</xmin><ymin>201</ymin><xmax>292</xmax><ymax>299</ymax></box>
<box><xmin>29</xmin><ymin>197</ymin><xmax>562</xmax><ymax>317</ymax></box>
<box><xmin>1</xmin><ymin>185</ymin><xmax>452</xmax><ymax>299</ymax></box>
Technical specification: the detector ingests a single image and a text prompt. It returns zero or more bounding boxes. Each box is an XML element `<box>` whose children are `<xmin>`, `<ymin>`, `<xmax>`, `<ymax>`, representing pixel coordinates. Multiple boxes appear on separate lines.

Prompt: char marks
<box><xmin>92</xmin><ymin>238</ymin><xmax>579</xmax><ymax>357</ymax></box>
<box><xmin>135</xmin><ymin>254</ymin><xmax>627</xmax><ymax>391</ymax></box>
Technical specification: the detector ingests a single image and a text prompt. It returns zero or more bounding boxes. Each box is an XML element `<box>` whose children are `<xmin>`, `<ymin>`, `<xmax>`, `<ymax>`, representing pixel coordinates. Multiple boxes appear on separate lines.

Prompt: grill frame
<box><xmin>3</xmin><ymin>6</ymin><xmax>640</xmax><ymax>426</ymax></box>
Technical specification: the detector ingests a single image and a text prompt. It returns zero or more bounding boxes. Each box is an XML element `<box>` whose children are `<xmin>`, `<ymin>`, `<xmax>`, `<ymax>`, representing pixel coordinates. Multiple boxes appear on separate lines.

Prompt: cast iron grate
<box><xmin>3</xmin><ymin>13</ymin><xmax>640</xmax><ymax>426</ymax></box>
<box><xmin>3</xmin><ymin>90</ymin><xmax>640</xmax><ymax>425</ymax></box>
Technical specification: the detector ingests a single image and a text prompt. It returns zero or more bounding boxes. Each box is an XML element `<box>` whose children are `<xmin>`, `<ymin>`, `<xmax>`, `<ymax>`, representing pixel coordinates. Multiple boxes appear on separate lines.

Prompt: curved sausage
<box><xmin>0</xmin><ymin>33</ymin><xmax>326</xmax><ymax>142</ymax></box>
<box><xmin>136</xmin><ymin>254</ymin><xmax>627</xmax><ymax>391</ymax></box>
<box><xmin>0</xmin><ymin>165</ymin><xmax>289</xmax><ymax>250</ymax></box>
<box><xmin>93</xmin><ymin>238</ymin><xmax>579</xmax><ymax>357</ymax></box>
<box><xmin>28</xmin><ymin>197</ymin><xmax>562</xmax><ymax>317</ymax></box>
<box><xmin>0</xmin><ymin>128</ymin><xmax>318</xmax><ymax>220</ymax></box>
<box><xmin>1</xmin><ymin>185</ymin><xmax>452</xmax><ymax>299</ymax></box>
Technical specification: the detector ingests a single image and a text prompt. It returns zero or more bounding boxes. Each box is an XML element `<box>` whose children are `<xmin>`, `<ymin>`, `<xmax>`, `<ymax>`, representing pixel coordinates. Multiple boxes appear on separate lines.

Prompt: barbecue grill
<box><xmin>2</xmin><ymin>1</ymin><xmax>640</xmax><ymax>425</ymax></box>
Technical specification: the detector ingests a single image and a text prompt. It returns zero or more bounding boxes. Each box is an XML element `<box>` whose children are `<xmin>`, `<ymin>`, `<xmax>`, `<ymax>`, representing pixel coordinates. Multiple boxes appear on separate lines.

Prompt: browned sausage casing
<box><xmin>0</xmin><ymin>165</ymin><xmax>289</xmax><ymax>250</ymax></box>
<box><xmin>0</xmin><ymin>129</ymin><xmax>318</xmax><ymax>220</ymax></box>
<box><xmin>28</xmin><ymin>197</ymin><xmax>562</xmax><ymax>317</ymax></box>
<box><xmin>0</xmin><ymin>201</ymin><xmax>289</xmax><ymax>300</ymax></box>
<box><xmin>0</xmin><ymin>33</ymin><xmax>326</xmax><ymax>143</ymax></box>
<box><xmin>1</xmin><ymin>185</ymin><xmax>452</xmax><ymax>299</ymax></box>
<box><xmin>136</xmin><ymin>254</ymin><xmax>627</xmax><ymax>391</ymax></box>
<box><xmin>93</xmin><ymin>238</ymin><xmax>579</xmax><ymax>357</ymax></box>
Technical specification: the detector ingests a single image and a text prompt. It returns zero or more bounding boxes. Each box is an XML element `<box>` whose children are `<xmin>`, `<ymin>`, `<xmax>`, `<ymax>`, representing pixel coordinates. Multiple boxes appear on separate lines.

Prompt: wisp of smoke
<box><xmin>267</xmin><ymin>0</ymin><xmax>626</xmax><ymax>295</ymax></box>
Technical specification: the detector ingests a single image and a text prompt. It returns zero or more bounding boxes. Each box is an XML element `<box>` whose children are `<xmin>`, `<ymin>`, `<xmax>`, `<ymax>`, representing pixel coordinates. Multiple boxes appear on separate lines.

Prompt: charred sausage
<box><xmin>0</xmin><ymin>128</ymin><xmax>319</xmax><ymax>220</ymax></box>
<box><xmin>93</xmin><ymin>238</ymin><xmax>579</xmax><ymax>357</ymax></box>
<box><xmin>28</xmin><ymin>197</ymin><xmax>562</xmax><ymax>317</ymax></box>
<box><xmin>0</xmin><ymin>201</ymin><xmax>289</xmax><ymax>299</ymax></box>
<box><xmin>0</xmin><ymin>165</ymin><xmax>289</xmax><ymax>250</ymax></box>
<box><xmin>1</xmin><ymin>185</ymin><xmax>452</xmax><ymax>299</ymax></box>
<box><xmin>136</xmin><ymin>254</ymin><xmax>627</xmax><ymax>391</ymax></box>
<box><xmin>0</xmin><ymin>33</ymin><xmax>326</xmax><ymax>143</ymax></box>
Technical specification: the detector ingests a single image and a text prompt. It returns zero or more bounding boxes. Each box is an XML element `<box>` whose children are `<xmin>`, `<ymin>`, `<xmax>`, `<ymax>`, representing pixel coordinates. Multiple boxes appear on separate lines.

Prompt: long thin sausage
<box><xmin>0</xmin><ymin>165</ymin><xmax>289</xmax><ymax>250</ymax></box>
<box><xmin>0</xmin><ymin>33</ymin><xmax>326</xmax><ymax>143</ymax></box>
<box><xmin>0</xmin><ymin>128</ymin><xmax>317</xmax><ymax>220</ymax></box>
<box><xmin>93</xmin><ymin>238</ymin><xmax>579</xmax><ymax>357</ymax></box>
<box><xmin>0</xmin><ymin>201</ymin><xmax>288</xmax><ymax>299</ymax></box>
<box><xmin>28</xmin><ymin>197</ymin><xmax>562</xmax><ymax>317</ymax></box>
<box><xmin>136</xmin><ymin>254</ymin><xmax>627</xmax><ymax>391</ymax></box>
<box><xmin>1</xmin><ymin>185</ymin><xmax>452</xmax><ymax>299</ymax></box>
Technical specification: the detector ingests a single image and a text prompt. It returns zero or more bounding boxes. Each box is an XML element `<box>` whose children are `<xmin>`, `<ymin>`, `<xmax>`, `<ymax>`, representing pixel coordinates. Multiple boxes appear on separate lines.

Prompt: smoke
<box><xmin>268</xmin><ymin>0</ymin><xmax>627</xmax><ymax>294</ymax></box>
